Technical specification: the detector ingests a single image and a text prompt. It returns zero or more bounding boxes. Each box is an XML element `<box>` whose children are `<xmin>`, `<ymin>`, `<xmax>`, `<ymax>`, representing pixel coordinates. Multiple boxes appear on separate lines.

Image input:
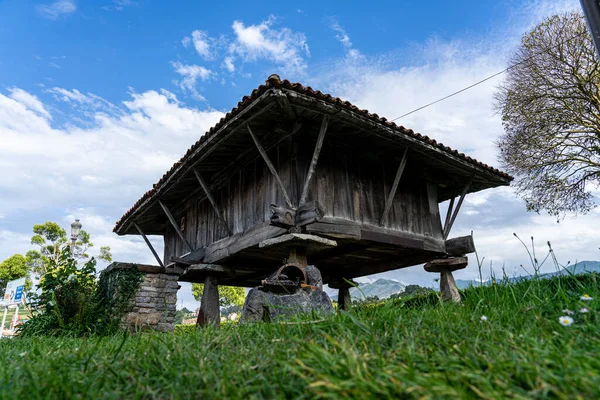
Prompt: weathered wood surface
<box><xmin>259</xmin><ymin>233</ymin><xmax>337</xmax><ymax>250</ymax></box>
<box><xmin>162</xmin><ymin>109</ymin><xmax>446</xmax><ymax>264</ymax></box>
<box><xmin>299</xmin><ymin>115</ymin><xmax>329</xmax><ymax>205</ymax></box>
<box><xmin>203</xmin><ymin>222</ymin><xmax>287</xmax><ymax>264</ymax></box>
<box><xmin>133</xmin><ymin>221</ymin><xmax>164</xmax><ymax>268</ymax></box>
<box><xmin>380</xmin><ymin>147</ymin><xmax>408</xmax><ymax>225</ymax></box>
<box><xmin>445</xmin><ymin>235</ymin><xmax>475</xmax><ymax>256</ymax></box>
<box><xmin>193</xmin><ymin>168</ymin><xmax>231</xmax><ymax>235</ymax></box>
<box><xmin>159</xmin><ymin>200</ymin><xmax>193</xmax><ymax>252</ymax></box>
<box><xmin>247</xmin><ymin>124</ymin><xmax>293</xmax><ymax>208</ymax></box>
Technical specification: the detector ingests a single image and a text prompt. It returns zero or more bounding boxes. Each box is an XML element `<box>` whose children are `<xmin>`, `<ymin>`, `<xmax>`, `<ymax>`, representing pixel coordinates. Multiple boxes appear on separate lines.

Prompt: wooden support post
<box><xmin>299</xmin><ymin>115</ymin><xmax>329</xmax><ymax>206</ymax></box>
<box><xmin>197</xmin><ymin>275</ymin><xmax>220</xmax><ymax>327</ymax></box>
<box><xmin>158</xmin><ymin>200</ymin><xmax>193</xmax><ymax>252</ymax></box>
<box><xmin>443</xmin><ymin>178</ymin><xmax>473</xmax><ymax>239</ymax></box>
<box><xmin>442</xmin><ymin>196</ymin><xmax>456</xmax><ymax>237</ymax></box>
<box><xmin>338</xmin><ymin>286</ymin><xmax>351</xmax><ymax>310</ymax></box>
<box><xmin>133</xmin><ymin>221</ymin><xmax>164</xmax><ymax>268</ymax></box>
<box><xmin>192</xmin><ymin>168</ymin><xmax>231</xmax><ymax>235</ymax></box>
<box><xmin>380</xmin><ymin>147</ymin><xmax>409</xmax><ymax>225</ymax></box>
<box><xmin>247</xmin><ymin>124</ymin><xmax>294</xmax><ymax>208</ymax></box>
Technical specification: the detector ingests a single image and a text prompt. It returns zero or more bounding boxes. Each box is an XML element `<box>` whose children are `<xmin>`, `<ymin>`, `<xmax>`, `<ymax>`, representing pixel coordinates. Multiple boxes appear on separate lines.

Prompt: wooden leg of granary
<box><xmin>338</xmin><ymin>286</ymin><xmax>351</xmax><ymax>310</ymax></box>
<box><xmin>197</xmin><ymin>275</ymin><xmax>220</xmax><ymax>327</ymax></box>
<box><xmin>328</xmin><ymin>279</ymin><xmax>356</xmax><ymax>311</ymax></box>
<box><xmin>424</xmin><ymin>257</ymin><xmax>468</xmax><ymax>303</ymax></box>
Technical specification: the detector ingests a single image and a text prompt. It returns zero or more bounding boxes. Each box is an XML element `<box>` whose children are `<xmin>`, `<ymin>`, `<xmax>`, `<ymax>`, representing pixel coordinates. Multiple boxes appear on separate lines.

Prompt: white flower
<box><xmin>559</xmin><ymin>316</ymin><xmax>574</xmax><ymax>326</ymax></box>
<box><xmin>580</xmin><ymin>294</ymin><xmax>593</xmax><ymax>301</ymax></box>
<box><xmin>19</xmin><ymin>352</ymin><xmax>26</xmax><ymax>357</ymax></box>
<box><xmin>562</xmin><ymin>309</ymin><xmax>574</xmax><ymax>315</ymax></box>
<box><xmin>480</xmin><ymin>315</ymin><xmax>488</xmax><ymax>322</ymax></box>
<box><xmin>579</xmin><ymin>308</ymin><xmax>589</xmax><ymax>314</ymax></box>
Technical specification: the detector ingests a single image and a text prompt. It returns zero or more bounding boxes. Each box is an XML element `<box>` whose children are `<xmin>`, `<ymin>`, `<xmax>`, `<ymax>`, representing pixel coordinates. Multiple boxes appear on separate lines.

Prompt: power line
<box><xmin>391</xmin><ymin>30</ymin><xmax>587</xmax><ymax>121</ymax></box>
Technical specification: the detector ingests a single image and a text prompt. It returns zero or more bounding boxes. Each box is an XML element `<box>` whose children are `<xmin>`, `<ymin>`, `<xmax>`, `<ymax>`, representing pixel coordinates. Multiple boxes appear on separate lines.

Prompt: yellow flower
<box><xmin>559</xmin><ymin>316</ymin><xmax>574</xmax><ymax>326</ymax></box>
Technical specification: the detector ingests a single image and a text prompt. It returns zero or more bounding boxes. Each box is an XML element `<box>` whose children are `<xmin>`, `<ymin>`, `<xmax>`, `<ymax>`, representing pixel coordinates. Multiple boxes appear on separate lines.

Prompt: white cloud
<box><xmin>190</xmin><ymin>30</ymin><xmax>212</xmax><ymax>59</ymax></box>
<box><xmin>7</xmin><ymin>88</ymin><xmax>51</xmax><ymax>120</ymax></box>
<box><xmin>36</xmin><ymin>0</ymin><xmax>76</xmax><ymax>20</ymax></box>
<box><xmin>229</xmin><ymin>16</ymin><xmax>310</xmax><ymax>74</ymax></box>
<box><xmin>181</xmin><ymin>30</ymin><xmax>214</xmax><ymax>60</ymax></box>
<box><xmin>222</xmin><ymin>56</ymin><xmax>235</xmax><ymax>72</ymax></box>
<box><xmin>171</xmin><ymin>61</ymin><xmax>213</xmax><ymax>99</ymax></box>
<box><xmin>0</xmin><ymin>87</ymin><xmax>223</xmax><ymax>264</ymax></box>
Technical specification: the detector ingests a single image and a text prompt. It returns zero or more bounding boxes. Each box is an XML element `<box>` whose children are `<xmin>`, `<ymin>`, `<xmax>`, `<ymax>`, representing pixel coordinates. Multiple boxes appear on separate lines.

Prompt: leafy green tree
<box><xmin>0</xmin><ymin>254</ymin><xmax>31</xmax><ymax>294</ymax></box>
<box><xmin>191</xmin><ymin>283</ymin><xmax>246</xmax><ymax>307</ymax></box>
<box><xmin>495</xmin><ymin>12</ymin><xmax>600</xmax><ymax>216</ymax></box>
<box><xmin>26</xmin><ymin>221</ymin><xmax>111</xmax><ymax>277</ymax></box>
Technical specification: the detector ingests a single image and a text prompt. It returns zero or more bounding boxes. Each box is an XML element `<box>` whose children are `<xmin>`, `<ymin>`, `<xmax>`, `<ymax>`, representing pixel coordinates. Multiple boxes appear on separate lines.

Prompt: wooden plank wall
<box><xmin>163</xmin><ymin>133</ymin><xmax>444</xmax><ymax>262</ymax></box>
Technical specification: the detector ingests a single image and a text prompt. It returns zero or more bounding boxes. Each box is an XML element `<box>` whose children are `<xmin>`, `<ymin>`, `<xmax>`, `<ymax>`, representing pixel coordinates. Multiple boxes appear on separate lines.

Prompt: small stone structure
<box><xmin>239</xmin><ymin>264</ymin><xmax>334</xmax><ymax>323</ymax></box>
<box><xmin>104</xmin><ymin>262</ymin><xmax>180</xmax><ymax>332</ymax></box>
<box><xmin>424</xmin><ymin>257</ymin><xmax>468</xmax><ymax>303</ymax></box>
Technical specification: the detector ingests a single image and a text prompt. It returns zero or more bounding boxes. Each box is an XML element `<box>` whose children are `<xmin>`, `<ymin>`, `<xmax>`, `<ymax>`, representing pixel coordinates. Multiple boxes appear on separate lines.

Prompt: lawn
<box><xmin>0</xmin><ymin>273</ymin><xmax>598</xmax><ymax>399</ymax></box>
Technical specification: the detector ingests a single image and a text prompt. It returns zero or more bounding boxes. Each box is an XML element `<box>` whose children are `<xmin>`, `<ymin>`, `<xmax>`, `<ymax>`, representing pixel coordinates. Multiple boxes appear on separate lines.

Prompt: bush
<box><xmin>19</xmin><ymin>249</ymin><xmax>142</xmax><ymax>337</ymax></box>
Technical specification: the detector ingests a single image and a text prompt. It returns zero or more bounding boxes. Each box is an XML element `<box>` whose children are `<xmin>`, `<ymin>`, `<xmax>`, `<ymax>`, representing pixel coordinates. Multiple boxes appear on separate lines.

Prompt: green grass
<box><xmin>1</xmin><ymin>273</ymin><xmax>599</xmax><ymax>399</ymax></box>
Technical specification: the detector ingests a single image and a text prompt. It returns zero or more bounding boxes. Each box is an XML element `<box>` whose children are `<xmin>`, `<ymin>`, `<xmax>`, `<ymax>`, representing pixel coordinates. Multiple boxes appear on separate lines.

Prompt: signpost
<box><xmin>1</xmin><ymin>277</ymin><xmax>27</xmax><ymax>339</ymax></box>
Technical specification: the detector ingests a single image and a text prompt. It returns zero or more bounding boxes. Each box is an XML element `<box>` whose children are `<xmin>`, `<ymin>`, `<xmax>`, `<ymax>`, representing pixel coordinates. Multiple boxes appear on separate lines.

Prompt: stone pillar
<box><xmin>105</xmin><ymin>262</ymin><xmax>180</xmax><ymax>332</ymax></box>
<box><xmin>197</xmin><ymin>275</ymin><xmax>220</xmax><ymax>327</ymax></box>
<box><xmin>424</xmin><ymin>257</ymin><xmax>468</xmax><ymax>303</ymax></box>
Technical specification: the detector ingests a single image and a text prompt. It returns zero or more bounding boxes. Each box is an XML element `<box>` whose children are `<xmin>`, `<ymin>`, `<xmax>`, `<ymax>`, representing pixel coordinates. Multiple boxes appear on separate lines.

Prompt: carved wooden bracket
<box><xmin>269</xmin><ymin>200</ymin><xmax>327</xmax><ymax>229</ymax></box>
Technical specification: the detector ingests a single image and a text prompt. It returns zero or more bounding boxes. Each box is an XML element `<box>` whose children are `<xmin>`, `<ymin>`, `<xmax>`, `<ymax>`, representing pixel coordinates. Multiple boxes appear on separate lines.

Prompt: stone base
<box><xmin>239</xmin><ymin>265</ymin><xmax>334</xmax><ymax>323</ymax></box>
<box><xmin>106</xmin><ymin>262</ymin><xmax>180</xmax><ymax>332</ymax></box>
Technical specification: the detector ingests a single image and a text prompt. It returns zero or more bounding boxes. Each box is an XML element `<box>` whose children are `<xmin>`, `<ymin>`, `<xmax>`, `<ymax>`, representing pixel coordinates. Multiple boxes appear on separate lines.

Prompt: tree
<box><xmin>495</xmin><ymin>12</ymin><xmax>600</xmax><ymax>216</ymax></box>
<box><xmin>0</xmin><ymin>254</ymin><xmax>30</xmax><ymax>294</ymax></box>
<box><xmin>26</xmin><ymin>222</ymin><xmax>112</xmax><ymax>277</ymax></box>
<box><xmin>191</xmin><ymin>283</ymin><xmax>246</xmax><ymax>307</ymax></box>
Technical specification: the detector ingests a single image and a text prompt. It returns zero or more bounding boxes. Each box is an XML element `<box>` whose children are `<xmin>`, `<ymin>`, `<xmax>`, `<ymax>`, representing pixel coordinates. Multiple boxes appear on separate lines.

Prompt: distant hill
<box><xmin>455</xmin><ymin>260</ymin><xmax>600</xmax><ymax>289</ymax></box>
<box><xmin>330</xmin><ymin>278</ymin><xmax>405</xmax><ymax>302</ymax></box>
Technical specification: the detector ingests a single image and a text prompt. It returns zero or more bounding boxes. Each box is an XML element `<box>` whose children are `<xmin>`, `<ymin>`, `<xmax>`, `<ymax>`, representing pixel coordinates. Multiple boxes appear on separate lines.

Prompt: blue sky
<box><xmin>0</xmin><ymin>0</ymin><xmax>592</xmax><ymax>309</ymax></box>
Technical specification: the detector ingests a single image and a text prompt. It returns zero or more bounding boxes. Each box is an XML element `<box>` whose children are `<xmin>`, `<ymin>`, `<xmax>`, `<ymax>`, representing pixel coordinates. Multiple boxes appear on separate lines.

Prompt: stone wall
<box><xmin>104</xmin><ymin>263</ymin><xmax>180</xmax><ymax>332</ymax></box>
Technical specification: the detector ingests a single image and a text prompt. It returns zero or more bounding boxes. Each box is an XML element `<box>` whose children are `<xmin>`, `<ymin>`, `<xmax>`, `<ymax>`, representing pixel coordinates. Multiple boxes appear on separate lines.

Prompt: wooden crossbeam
<box><xmin>247</xmin><ymin>124</ymin><xmax>293</xmax><ymax>208</ymax></box>
<box><xmin>299</xmin><ymin>115</ymin><xmax>329</xmax><ymax>206</ymax></box>
<box><xmin>380</xmin><ymin>147</ymin><xmax>409</xmax><ymax>225</ymax></box>
<box><xmin>442</xmin><ymin>177</ymin><xmax>473</xmax><ymax>239</ymax></box>
<box><xmin>192</xmin><ymin>168</ymin><xmax>231</xmax><ymax>235</ymax></box>
<box><xmin>133</xmin><ymin>221</ymin><xmax>164</xmax><ymax>268</ymax></box>
<box><xmin>158</xmin><ymin>200</ymin><xmax>193</xmax><ymax>252</ymax></box>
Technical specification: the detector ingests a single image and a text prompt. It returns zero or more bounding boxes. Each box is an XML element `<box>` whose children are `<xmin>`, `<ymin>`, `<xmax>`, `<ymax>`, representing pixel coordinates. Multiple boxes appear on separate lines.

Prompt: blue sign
<box><xmin>13</xmin><ymin>286</ymin><xmax>24</xmax><ymax>302</ymax></box>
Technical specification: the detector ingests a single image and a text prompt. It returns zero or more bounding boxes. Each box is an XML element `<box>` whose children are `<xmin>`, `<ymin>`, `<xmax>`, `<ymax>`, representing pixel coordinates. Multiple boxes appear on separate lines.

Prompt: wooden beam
<box><xmin>379</xmin><ymin>147</ymin><xmax>409</xmax><ymax>225</ymax></box>
<box><xmin>299</xmin><ymin>115</ymin><xmax>329</xmax><ymax>205</ymax></box>
<box><xmin>445</xmin><ymin>235</ymin><xmax>476</xmax><ymax>256</ymax></box>
<box><xmin>442</xmin><ymin>195</ymin><xmax>456</xmax><ymax>236</ymax></box>
<box><xmin>443</xmin><ymin>178</ymin><xmax>473</xmax><ymax>239</ymax></box>
<box><xmin>192</xmin><ymin>168</ymin><xmax>231</xmax><ymax>235</ymax></box>
<box><xmin>247</xmin><ymin>124</ymin><xmax>293</xmax><ymax>208</ymax></box>
<box><xmin>158</xmin><ymin>200</ymin><xmax>193</xmax><ymax>252</ymax></box>
<box><xmin>133</xmin><ymin>222</ymin><xmax>165</xmax><ymax>268</ymax></box>
<box><xmin>274</xmin><ymin>89</ymin><xmax>296</xmax><ymax>120</ymax></box>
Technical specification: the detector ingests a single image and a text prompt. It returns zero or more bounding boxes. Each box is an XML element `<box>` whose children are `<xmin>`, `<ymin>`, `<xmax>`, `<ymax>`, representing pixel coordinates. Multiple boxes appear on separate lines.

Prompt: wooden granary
<box><xmin>114</xmin><ymin>74</ymin><xmax>512</xmax><ymax>322</ymax></box>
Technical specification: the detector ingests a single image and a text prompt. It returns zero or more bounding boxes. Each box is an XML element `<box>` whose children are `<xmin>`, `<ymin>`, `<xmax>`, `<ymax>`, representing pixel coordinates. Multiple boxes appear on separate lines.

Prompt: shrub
<box><xmin>19</xmin><ymin>248</ymin><xmax>142</xmax><ymax>337</ymax></box>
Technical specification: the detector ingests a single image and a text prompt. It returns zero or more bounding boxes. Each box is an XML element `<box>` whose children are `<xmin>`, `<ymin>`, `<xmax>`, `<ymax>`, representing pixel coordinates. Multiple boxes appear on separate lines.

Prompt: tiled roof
<box><xmin>114</xmin><ymin>74</ymin><xmax>512</xmax><ymax>233</ymax></box>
